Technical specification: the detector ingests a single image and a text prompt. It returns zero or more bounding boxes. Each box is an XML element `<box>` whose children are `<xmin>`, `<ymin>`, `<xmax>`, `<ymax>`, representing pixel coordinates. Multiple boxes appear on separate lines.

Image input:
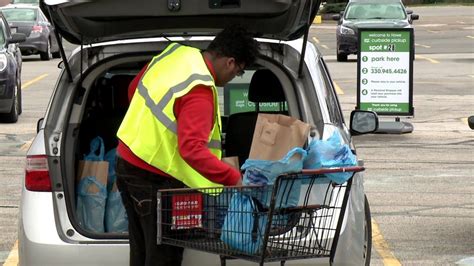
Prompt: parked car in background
<box><xmin>332</xmin><ymin>0</ymin><xmax>419</xmax><ymax>62</ymax></box>
<box><xmin>0</xmin><ymin>10</ymin><xmax>24</xmax><ymax>123</ymax></box>
<box><xmin>20</xmin><ymin>0</ymin><xmax>379</xmax><ymax>265</ymax></box>
<box><xmin>10</xmin><ymin>0</ymin><xmax>39</xmax><ymax>5</ymax></box>
<box><xmin>1</xmin><ymin>4</ymin><xmax>60</xmax><ymax>60</ymax></box>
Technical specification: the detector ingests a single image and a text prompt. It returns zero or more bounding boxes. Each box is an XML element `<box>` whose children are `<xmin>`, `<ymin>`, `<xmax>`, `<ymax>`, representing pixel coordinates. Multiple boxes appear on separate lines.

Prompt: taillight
<box><xmin>31</xmin><ymin>25</ymin><xmax>43</xmax><ymax>33</ymax></box>
<box><xmin>25</xmin><ymin>155</ymin><xmax>51</xmax><ymax>192</ymax></box>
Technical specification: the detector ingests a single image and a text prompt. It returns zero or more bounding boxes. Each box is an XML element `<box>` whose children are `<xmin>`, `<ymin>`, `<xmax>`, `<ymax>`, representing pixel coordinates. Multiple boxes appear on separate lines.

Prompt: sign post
<box><xmin>357</xmin><ymin>28</ymin><xmax>414</xmax><ymax>133</ymax></box>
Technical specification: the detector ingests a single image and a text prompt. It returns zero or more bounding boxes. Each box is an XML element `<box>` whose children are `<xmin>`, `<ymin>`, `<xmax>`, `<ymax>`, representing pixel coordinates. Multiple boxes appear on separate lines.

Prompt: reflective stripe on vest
<box><xmin>117</xmin><ymin>43</ymin><xmax>223</xmax><ymax>190</ymax></box>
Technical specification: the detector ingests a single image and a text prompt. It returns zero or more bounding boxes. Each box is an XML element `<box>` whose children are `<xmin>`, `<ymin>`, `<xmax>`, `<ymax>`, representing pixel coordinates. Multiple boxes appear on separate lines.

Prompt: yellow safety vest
<box><xmin>117</xmin><ymin>43</ymin><xmax>223</xmax><ymax>189</ymax></box>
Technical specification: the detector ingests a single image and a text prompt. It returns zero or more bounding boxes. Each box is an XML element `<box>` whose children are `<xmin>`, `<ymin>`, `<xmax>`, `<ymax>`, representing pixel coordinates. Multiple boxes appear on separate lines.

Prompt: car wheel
<box><xmin>52</xmin><ymin>51</ymin><xmax>61</xmax><ymax>59</ymax></box>
<box><xmin>40</xmin><ymin>40</ymin><xmax>51</xmax><ymax>61</ymax></box>
<box><xmin>0</xmin><ymin>83</ymin><xmax>19</xmax><ymax>123</ymax></box>
<box><xmin>363</xmin><ymin>195</ymin><xmax>372</xmax><ymax>266</ymax></box>
<box><xmin>337</xmin><ymin>52</ymin><xmax>348</xmax><ymax>62</ymax></box>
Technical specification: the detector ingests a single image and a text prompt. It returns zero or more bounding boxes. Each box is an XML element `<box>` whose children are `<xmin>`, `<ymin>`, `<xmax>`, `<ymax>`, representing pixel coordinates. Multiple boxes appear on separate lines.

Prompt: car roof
<box><xmin>41</xmin><ymin>0</ymin><xmax>321</xmax><ymax>45</ymax></box>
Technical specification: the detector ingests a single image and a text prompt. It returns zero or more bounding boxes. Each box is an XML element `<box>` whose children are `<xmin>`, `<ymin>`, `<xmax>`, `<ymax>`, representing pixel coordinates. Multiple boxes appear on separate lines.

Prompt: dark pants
<box><xmin>116</xmin><ymin>156</ymin><xmax>185</xmax><ymax>266</ymax></box>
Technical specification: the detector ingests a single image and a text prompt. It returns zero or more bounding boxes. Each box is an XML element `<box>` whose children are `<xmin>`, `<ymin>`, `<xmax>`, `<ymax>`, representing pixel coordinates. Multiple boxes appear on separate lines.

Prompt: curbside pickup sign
<box><xmin>357</xmin><ymin>28</ymin><xmax>414</xmax><ymax>116</ymax></box>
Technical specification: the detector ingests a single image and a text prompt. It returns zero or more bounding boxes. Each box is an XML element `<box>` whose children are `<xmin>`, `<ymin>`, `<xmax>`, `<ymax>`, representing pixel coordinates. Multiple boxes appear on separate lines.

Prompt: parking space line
<box><xmin>466</xmin><ymin>36</ymin><xmax>474</xmax><ymax>39</ymax></box>
<box><xmin>372</xmin><ymin>219</ymin><xmax>402</xmax><ymax>266</ymax></box>
<box><xmin>312</xmin><ymin>37</ymin><xmax>320</xmax><ymax>44</ymax></box>
<box><xmin>20</xmin><ymin>138</ymin><xmax>34</xmax><ymax>151</ymax></box>
<box><xmin>333</xmin><ymin>81</ymin><xmax>344</xmax><ymax>95</ymax></box>
<box><xmin>321</xmin><ymin>44</ymin><xmax>329</xmax><ymax>50</ymax></box>
<box><xmin>427</xmin><ymin>30</ymin><xmax>438</xmax><ymax>33</ymax></box>
<box><xmin>415</xmin><ymin>55</ymin><xmax>440</xmax><ymax>64</ymax></box>
<box><xmin>415</xmin><ymin>43</ymin><xmax>431</xmax><ymax>48</ymax></box>
<box><xmin>22</xmin><ymin>74</ymin><xmax>49</xmax><ymax>90</ymax></box>
<box><xmin>2</xmin><ymin>240</ymin><xmax>18</xmax><ymax>266</ymax></box>
<box><xmin>469</xmin><ymin>75</ymin><xmax>474</xmax><ymax>79</ymax></box>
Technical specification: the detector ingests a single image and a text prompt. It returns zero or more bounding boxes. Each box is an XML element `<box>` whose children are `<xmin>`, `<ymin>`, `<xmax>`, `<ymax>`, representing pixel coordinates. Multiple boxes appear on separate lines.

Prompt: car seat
<box><xmin>224</xmin><ymin>69</ymin><xmax>287</xmax><ymax>167</ymax></box>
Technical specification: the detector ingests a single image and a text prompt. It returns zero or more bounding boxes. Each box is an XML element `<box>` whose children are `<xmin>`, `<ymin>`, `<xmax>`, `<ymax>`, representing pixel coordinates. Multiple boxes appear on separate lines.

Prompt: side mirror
<box><xmin>411</xmin><ymin>14</ymin><xmax>419</xmax><ymax>20</ymax></box>
<box><xmin>37</xmin><ymin>117</ymin><xmax>44</xmax><ymax>133</ymax></box>
<box><xmin>468</xmin><ymin>116</ymin><xmax>474</xmax><ymax>130</ymax></box>
<box><xmin>332</xmin><ymin>14</ymin><xmax>341</xmax><ymax>21</ymax></box>
<box><xmin>7</xmin><ymin>33</ymin><xmax>26</xmax><ymax>44</ymax></box>
<box><xmin>350</xmin><ymin>110</ymin><xmax>379</xmax><ymax>135</ymax></box>
<box><xmin>406</xmin><ymin>9</ymin><xmax>413</xmax><ymax>15</ymax></box>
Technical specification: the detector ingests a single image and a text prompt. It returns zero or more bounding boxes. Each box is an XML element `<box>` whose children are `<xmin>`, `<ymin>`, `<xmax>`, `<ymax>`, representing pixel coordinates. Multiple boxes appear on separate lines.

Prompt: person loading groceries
<box><xmin>115</xmin><ymin>25</ymin><xmax>260</xmax><ymax>266</ymax></box>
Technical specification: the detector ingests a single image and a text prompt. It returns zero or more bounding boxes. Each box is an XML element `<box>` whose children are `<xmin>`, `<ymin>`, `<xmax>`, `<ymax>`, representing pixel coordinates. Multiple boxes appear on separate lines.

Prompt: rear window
<box><xmin>2</xmin><ymin>8</ymin><xmax>37</xmax><ymax>22</ymax></box>
<box><xmin>220</xmin><ymin>70</ymin><xmax>288</xmax><ymax>116</ymax></box>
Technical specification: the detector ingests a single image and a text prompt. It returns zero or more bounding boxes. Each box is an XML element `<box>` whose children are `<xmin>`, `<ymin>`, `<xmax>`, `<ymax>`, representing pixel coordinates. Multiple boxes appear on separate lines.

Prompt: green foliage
<box><xmin>320</xmin><ymin>3</ymin><xmax>347</xmax><ymax>14</ymax></box>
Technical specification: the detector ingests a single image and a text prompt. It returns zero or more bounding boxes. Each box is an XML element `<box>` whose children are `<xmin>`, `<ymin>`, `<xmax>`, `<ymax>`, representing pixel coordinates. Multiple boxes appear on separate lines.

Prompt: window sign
<box><xmin>357</xmin><ymin>28</ymin><xmax>414</xmax><ymax>116</ymax></box>
<box><xmin>224</xmin><ymin>84</ymin><xmax>286</xmax><ymax>115</ymax></box>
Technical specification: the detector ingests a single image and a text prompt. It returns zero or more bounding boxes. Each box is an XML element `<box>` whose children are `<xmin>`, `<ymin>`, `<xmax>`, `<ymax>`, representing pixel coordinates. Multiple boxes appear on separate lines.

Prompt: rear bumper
<box><xmin>19</xmin><ymin>35</ymin><xmax>48</xmax><ymax>55</ymax></box>
<box><xmin>19</xmin><ymin>189</ymin><xmax>129</xmax><ymax>266</ymax></box>
<box><xmin>337</xmin><ymin>35</ymin><xmax>358</xmax><ymax>55</ymax></box>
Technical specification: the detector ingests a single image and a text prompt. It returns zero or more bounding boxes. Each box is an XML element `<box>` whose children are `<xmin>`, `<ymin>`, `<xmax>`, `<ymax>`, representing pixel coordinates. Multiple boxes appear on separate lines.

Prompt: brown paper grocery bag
<box><xmin>222</xmin><ymin>156</ymin><xmax>240</xmax><ymax>171</ymax></box>
<box><xmin>76</xmin><ymin>160</ymin><xmax>109</xmax><ymax>193</ymax></box>
<box><xmin>248</xmin><ymin>114</ymin><xmax>311</xmax><ymax>161</ymax></box>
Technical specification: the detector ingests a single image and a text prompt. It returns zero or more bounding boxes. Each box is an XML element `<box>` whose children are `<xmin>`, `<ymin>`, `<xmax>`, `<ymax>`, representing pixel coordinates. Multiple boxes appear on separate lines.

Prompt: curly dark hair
<box><xmin>207</xmin><ymin>24</ymin><xmax>260</xmax><ymax>67</ymax></box>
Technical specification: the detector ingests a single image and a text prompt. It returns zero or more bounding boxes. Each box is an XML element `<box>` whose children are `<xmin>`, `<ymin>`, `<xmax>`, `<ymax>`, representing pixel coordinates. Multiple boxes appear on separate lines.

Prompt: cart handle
<box><xmin>157</xmin><ymin>166</ymin><xmax>364</xmax><ymax>193</ymax></box>
<box><xmin>301</xmin><ymin>166</ymin><xmax>365</xmax><ymax>175</ymax></box>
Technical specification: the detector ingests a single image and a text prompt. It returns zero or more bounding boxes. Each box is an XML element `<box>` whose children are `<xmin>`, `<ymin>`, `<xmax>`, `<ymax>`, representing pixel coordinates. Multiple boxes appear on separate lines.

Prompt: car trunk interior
<box><xmin>62</xmin><ymin>46</ymin><xmax>310</xmax><ymax>237</ymax></box>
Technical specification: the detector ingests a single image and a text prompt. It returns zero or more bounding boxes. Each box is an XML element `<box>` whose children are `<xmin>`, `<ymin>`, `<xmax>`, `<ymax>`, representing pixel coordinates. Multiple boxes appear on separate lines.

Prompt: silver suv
<box><xmin>20</xmin><ymin>0</ymin><xmax>378</xmax><ymax>265</ymax></box>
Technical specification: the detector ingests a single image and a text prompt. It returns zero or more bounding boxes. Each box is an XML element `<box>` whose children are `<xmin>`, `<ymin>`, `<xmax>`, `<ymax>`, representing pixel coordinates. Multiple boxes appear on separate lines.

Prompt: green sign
<box><xmin>357</xmin><ymin>29</ymin><xmax>414</xmax><ymax>116</ymax></box>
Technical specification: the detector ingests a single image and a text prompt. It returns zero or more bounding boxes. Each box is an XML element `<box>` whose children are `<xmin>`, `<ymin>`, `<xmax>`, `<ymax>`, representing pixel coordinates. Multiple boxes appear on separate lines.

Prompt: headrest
<box><xmin>248</xmin><ymin>69</ymin><xmax>286</xmax><ymax>103</ymax></box>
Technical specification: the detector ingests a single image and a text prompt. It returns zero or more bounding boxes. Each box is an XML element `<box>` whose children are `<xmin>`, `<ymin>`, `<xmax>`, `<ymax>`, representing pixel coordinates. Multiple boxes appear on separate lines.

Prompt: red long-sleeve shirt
<box><xmin>117</xmin><ymin>58</ymin><xmax>240</xmax><ymax>186</ymax></box>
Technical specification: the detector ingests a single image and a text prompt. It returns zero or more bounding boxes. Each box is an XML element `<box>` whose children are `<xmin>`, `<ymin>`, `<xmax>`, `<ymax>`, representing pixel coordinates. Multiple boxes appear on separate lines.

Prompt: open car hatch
<box><xmin>42</xmin><ymin>0</ymin><xmax>320</xmax><ymax>45</ymax></box>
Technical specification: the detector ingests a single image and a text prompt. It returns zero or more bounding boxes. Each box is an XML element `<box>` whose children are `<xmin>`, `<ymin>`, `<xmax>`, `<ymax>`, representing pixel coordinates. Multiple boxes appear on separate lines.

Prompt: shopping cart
<box><xmin>156</xmin><ymin>166</ymin><xmax>364</xmax><ymax>266</ymax></box>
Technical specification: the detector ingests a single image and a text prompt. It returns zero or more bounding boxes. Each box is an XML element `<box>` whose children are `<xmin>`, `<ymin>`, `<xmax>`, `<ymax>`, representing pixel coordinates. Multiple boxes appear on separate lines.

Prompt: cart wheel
<box><xmin>220</xmin><ymin>255</ymin><xmax>226</xmax><ymax>266</ymax></box>
<box><xmin>364</xmin><ymin>195</ymin><xmax>372</xmax><ymax>266</ymax></box>
<box><xmin>280</xmin><ymin>260</ymin><xmax>286</xmax><ymax>266</ymax></box>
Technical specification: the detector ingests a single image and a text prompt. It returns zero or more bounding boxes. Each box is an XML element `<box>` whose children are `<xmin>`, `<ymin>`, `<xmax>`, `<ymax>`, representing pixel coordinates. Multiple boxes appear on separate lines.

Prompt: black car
<box><xmin>333</xmin><ymin>0</ymin><xmax>419</xmax><ymax>62</ymax></box>
<box><xmin>1</xmin><ymin>4</ymin><xmax>60</xmax><ymax>61</ymax></box>
<box><xmin>0</xmin><ymin>11</ymin><xmax>25</xmax><ymax>123</ymax></box>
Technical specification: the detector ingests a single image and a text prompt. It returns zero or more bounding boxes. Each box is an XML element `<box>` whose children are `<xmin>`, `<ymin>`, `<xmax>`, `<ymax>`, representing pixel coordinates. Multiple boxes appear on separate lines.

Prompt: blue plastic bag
<box><xmin>241</xmin><ymin>148</ymin><xmax>307</xmax><ymax>208</ymax></box>
<box><xmin>104</xmin><ymin>148</ymin><xmax>128</xmax><ymax>233</ymax></box>
<box><xmin>303</xmin><ymin>131</ymin><xmax>357</xmax><ymax>184</ymax></box>
<box><xmin>76</xmin><ymin>136</ymin><xmax>108</xmax><ymax>233</ymax></box>
<box><xmin>84</xmin><ymin>136</ymin><xmax>105</xmax><ymax>161</ymax></box>
<box><xmin>105</xmin><ymin>190</ymin><xmax>128</xmax><ymax>233</ymax></box>
<box><xmin>104</xmin><ymin>148</ymin><xmax>117</xmax><ymax>191</ymax></box>
<box><xmin>242</xmin><ymin>147</ymin><xmax>307</xmax><ymax>185</ymax></box>
<box><xmin>220</xmin><ymin>193</ymin><xmax>267</xmax><ymax>255</ymax></box>
<box><xmin>76</xmin><ymin>176</ymin><xmax>108</xmax><ymax>233</ymax></box>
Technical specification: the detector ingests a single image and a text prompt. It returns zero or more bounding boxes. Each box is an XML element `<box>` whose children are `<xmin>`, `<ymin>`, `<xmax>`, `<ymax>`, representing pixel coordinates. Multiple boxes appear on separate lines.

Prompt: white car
<box><xmin>20</xmin><ymin>0</ymin><xmax>378</xmax><ymax>265</ymax></box>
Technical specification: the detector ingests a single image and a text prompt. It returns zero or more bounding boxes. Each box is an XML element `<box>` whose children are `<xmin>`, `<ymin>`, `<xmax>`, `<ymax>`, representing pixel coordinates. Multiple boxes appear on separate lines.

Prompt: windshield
<box><xmin>2</xmin><ymin>8</ymin><xmax>37</xmax><ymax>22</ymax></box>
<box><xmin>344</xmin><ymin>3</ymin><xmax>407</xmax><ymax>20</ymax></box>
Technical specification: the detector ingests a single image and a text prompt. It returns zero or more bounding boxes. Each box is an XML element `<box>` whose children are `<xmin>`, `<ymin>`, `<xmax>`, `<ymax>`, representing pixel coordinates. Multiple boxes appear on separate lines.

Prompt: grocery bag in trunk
<box><xmin>76</xmin><ymin>136</ymin><xmax>108</xmax><ymax>233</ymax></box>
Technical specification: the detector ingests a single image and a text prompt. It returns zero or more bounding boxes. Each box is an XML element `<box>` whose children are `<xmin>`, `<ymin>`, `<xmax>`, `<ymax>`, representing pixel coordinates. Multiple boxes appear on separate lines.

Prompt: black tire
<box><xmin>337</xmin><ymin>53</ymin><xmax>348</xmax><ymax>62</ymax></box>
<box><xmin>363</xmin><ymin>195</ymin><xmax>372</xmax><ymax>266</ymax></box>
<box><xmin>52</xmin><ymin>51</ymin><xmax>61</xmax><ymax>59</ymax></box>
<box><xmin>40</xmin><ymin>40</ymin><xmax>51</xmax><ymax>61</ymax></box>
<box><xmin>17</xmin><ymin>74</ymin><xmax>22</xmax><ymax>115</ymax></box>
<box><xmin>0</xmin><ymin>84</ymin><xmax>19</xmax><ymax>123</ymax></box>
